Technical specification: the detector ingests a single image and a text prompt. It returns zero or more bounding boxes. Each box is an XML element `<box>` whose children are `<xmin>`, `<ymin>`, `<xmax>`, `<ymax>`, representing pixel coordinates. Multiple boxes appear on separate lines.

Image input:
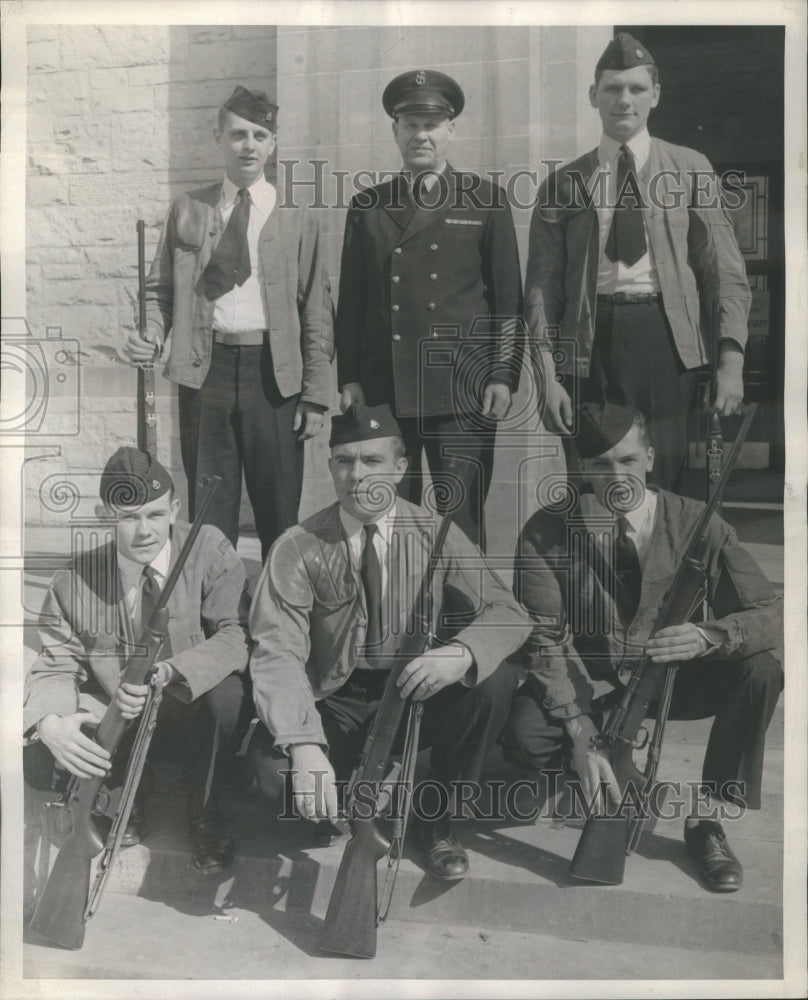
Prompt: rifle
<box><xmin>27</xmin><ymin>476</ymin><xmax>221</xmax><ymax>949</ymax></box>
<box><xmin>568</xmin><ymin>403</ymin><xmax>757</xmax><ymax>885</ymax></box>
<box><xmin>136</xmin><ymin>220</ymin><xmax>157</xmax><ymax>455</ymax></box>
<box><xmin>319</xmin><ymin>458</ymin><xmax>471</xmax><ymax>959</ymax></box>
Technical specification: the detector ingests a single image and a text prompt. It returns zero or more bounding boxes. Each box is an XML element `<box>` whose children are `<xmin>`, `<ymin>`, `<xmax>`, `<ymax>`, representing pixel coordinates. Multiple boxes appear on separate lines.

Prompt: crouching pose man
<box><xmin>502</xmin><ymin>402</ymin><xmax>782</xmax><ymax>891</ymax></box>
<box><xmin>24</xmin><ymin>448</ymin><xmax>253</xmax><ymax>874</ymax></box>
<box><xmin>248</xmin><ymin>403</ymin><xmax>531</xmax><ymax>880</ymax></box>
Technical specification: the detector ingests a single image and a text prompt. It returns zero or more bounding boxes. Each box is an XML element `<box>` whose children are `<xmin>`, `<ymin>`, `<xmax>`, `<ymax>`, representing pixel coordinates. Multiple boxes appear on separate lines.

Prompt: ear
<box><xmin>646</xmin><ymin>446</ymin><xmax>655</xmax><ymax>472</ymax></box>
<box><xmin>94</xmin><ymin>502</ymin><xmax>110</xmax><ymax>520</ymax></box>
<box><xmin>588</xmin><ymin>82</ymin><xmax>599</xmax><ymax>108</ymax></box>
<box><xmin>169</xmin><ymin>496</ymin><xmax>182</xmax><ymax>522</ymax></box>
<box><xmin>447</xmin><ymin>118</ymin><xmax>456</xmax><ymax>136</ymax></box>
<box><xmin>213</xmin><ymin>127</ymin><xmax>222</xmax><ymax>147</ymax></box>
<box><xmin>650</xmin><ymin>83</ymin><xmax>661</xmax><ymax>109</ymax></box>
<box><xmin>393</xmin><ymin>455</ymin><xmax>409</xmax><ymax>483</ymax></box>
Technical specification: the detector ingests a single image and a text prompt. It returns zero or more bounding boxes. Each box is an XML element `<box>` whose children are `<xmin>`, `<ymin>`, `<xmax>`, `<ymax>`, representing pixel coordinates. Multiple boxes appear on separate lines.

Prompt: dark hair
<box><xmin>594</xmin><ymin>63</ymin><xmax>659</xmax><ymax>87</ymax></box>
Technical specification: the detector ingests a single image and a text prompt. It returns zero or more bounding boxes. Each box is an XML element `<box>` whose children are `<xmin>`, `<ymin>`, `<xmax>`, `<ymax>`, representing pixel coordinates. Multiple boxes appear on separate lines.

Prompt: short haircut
<box><xmin>390</xmin><ymin>436</ymin><xmax>406</xmax><ymax>461</ymax></box>
<box><xmin>594</xmin><ymin>63</ymin><xmax>659</xmax><ymax>88</ymax></box>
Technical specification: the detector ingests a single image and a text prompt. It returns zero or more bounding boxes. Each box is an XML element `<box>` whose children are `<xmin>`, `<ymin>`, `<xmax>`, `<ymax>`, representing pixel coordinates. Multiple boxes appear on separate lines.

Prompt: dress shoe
<box><xmin>684</xmin><ymin>820</ymin><xmax>743</xmax><ymax>892</ymax></box>
<box><xmin>188</xmin><ymin>804</ymin><xmax>234</xmax><ymax>874</ymax></box>
<box><xmin>414</xmin><ymin>817</ymin><xmax>469</xmax><ymax>881</ymax></box>
<box><xmin>94</xmin><ymin>802</ymin><xmax>149</xmax><ymax>848</ymax></box>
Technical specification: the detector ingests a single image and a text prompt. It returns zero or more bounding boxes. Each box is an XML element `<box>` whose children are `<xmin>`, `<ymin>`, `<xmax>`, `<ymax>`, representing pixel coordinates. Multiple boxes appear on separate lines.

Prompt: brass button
<box><xmin>392</xmin><ymin>304</ymin><xmax>400</xmax><ymax>312</ymax></box>
<box><xmin>427</xmin><ymin>303</ymin><xmax>436</xmax><ymax>310</ymax></box>
<box><xmin>431</xmin><ymin>331</ymin><xmax>439</xmax><ymax>338</ymax></box>
<box><xmin>628</xmin><ymin>627</ymin><xmax>637</xmax><ymax>637</ymax></box>
<box><xmin>392</xmin><ymin>334</ymin><xmax>401</xmax><ymax>342</ymax></box>
<box><xmin>429</xmin><ymin>273</ymin><xmax>437</xmax><ymax>280</ymax></box>
<box><xmin>429</xmin><ymin>243</ymin><xmax>438</xmax><ymax>250</ymax></box>
<box><xmin>392</xmin><ymin>275</ymin><xmax>400</xmax><ymax>283</ymax></box>
<box><xmin>192</xmin><ymin>359</ymin><xmax>202</xmax><ymax>367</ymax></box>
<box><xmin>394</xmin><ymin>247</ymin><xmax>403</xmax><ymax>254</ymax></box>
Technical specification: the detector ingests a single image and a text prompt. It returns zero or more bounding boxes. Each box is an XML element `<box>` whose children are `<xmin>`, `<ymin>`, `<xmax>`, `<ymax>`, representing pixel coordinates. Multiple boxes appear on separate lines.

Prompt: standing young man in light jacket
<box><xmin>525</xmin><ymin>33</ymin><xmax>750</xmax><ymax>492</ymax></box>
<box><xmin>126</xmin><ymin>86</ymin><xmax>335</xmax><ymax>559</ymax></box>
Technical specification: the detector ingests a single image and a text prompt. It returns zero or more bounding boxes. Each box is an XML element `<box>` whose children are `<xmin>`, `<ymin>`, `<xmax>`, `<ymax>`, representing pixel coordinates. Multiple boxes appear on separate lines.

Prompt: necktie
<box><xmin>202</xmin><ymin>188</ymin><xmax>252</xmax><ymax>300</ymax></box>
<box><xmin>605</xmin><ymin>144</ymin><xmax>647</xmax><ymax>267</ymax></box>
<box><xmin>360</xmin><ymin>523</ymin><xmax>383</xmax><ymax>664</ymax></box>
<box><xmin>140</xmin><ymin>565</ymin><xmax>161</xmax><ymax>636</ymax></box>
<box><xmin>614</xmin><ymin>516</ymin><xmax>642</xmax><ymax>627</ymax></box>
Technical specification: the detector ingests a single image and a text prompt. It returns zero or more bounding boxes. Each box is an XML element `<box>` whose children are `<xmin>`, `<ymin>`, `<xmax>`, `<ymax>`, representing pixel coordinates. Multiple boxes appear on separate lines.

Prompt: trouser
<box><xmin>249</xmin><ymin>661</ymin><xmax>518</xmax><ymax>820</ymax></box>
<box><xmin>24</xmin><ymin>672</ymin><xmax>254</xmax><ymax>810</ymax></box>
<box><xmin>395</xmin><ymin>413</ymin><xmax>496</xmax><ymax>551</ymax></box>
<box><xmin>500</xmin><ymin>650</ymin><xmax>782</xmax><ymax>809</ymax></box>
<box><xmin>178</xmin><ymin>340</ymin><xmax>304</xmax><ymax>561</ymax></box>
<box><xmin>563</xmin><ymin>299</ymin><xmax>700</xmax><ymax>494</ymax></box>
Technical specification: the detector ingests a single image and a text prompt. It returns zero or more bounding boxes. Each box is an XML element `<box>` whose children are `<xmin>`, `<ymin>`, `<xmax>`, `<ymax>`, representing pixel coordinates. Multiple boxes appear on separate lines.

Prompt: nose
<box><xmin>134</xmin><ymin>519</ymin><xmax>151</xmax><ymax>539</ymax></box>
<box><xmin>616</xmin><ymin>89</ymin><xmax>632</xmax><ymax>107</ymax></box>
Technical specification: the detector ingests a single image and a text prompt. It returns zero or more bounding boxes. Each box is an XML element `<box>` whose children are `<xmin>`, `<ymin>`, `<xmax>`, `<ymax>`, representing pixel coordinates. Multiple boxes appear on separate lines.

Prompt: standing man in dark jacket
<box><xmin>126</xmin><ymin>86</ymin><xmax>334</xmax><ymax>560</ymax></box>
<box><xmin>525</xmin><ymin>34</ymin><xmax>751</xmax><ymax>492</ymax></box>
<box><xmin>335</xmin><ymin>70</ymin><xmax>524</xmax><ymax>549</ymax></box>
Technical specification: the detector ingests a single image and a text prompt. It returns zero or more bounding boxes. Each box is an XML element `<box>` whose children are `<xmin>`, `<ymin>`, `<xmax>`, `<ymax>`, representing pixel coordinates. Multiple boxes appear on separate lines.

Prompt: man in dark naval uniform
<box><xmin>335</xmin><ymin>70</ymin><xmax>524</xmax><ymax>549</ymax></box>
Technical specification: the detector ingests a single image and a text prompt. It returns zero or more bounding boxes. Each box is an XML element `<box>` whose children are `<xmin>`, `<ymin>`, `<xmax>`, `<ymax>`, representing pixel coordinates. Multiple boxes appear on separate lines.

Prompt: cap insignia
<box><xmin>370</xmin><ymin>419</ymin><xmax>380</xmax><ymax>429</ymax></box>
<box><xmin>414</xmin><ymin>70</ymin><xmax>426</xmax><ymax>86</ymax></box>
<box><xmin>152</xmin><ymin>479</ymin><xmax>161</xmax><ymax>490</ymax></box>
<box><xmin>635</xmin><ymin>49</ymin><xmax>643</xmax><ymax>58</ymax></box>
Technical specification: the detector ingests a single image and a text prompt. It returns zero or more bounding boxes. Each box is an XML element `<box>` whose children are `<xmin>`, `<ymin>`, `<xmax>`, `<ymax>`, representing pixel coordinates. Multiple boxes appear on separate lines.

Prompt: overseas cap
<box><xmin>576</xmin><ymin>402</ymin><xmax>637</xmax><ymax>459</ymax></box>
<box><xmin>330</xmin><ymin>403</ymin><xmax>403</xmax><ymax>448</ymax></box>
<box><xmin>596</xmin><ymin>32</ymin><xmax>656</xmax><ymax>75</ymax></box>
<box><xmin>221</xmin><ymin>85</ymin><xmax>279</xmax><ymax>131</ymax></box>
<box><xmin>382</xmin><ymin>69</ymin><xmax>465</xmax><ymax>119</ymax></box>
<box><xmin>100</xmin><ymin>447</ymin><xmax>174</xmax><ymax>508</ymax></box>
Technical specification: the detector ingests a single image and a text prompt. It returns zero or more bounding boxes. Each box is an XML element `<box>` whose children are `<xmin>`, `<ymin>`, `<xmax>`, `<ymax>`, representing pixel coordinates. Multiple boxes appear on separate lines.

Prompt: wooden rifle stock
<box><xmin>27</xmin><ymin>477</ymin><xmax>221</xmax><ymax>949</ymax></box>
<box><xmin>319</xmin><ymin>459</ymin><xmax>471</xmax><ymax>958</ymax></box>
<box><xmin>569</xmin><ymin>404</ymin><xmax>757</xmax><ymax>885</ymax></box>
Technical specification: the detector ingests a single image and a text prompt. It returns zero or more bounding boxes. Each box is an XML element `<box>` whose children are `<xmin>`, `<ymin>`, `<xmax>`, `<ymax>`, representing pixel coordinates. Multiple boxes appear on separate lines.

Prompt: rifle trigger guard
<box><xmin>631</xmin><ymin>726</ymin><xmax>650</xmax><ymax>751</ymax></box>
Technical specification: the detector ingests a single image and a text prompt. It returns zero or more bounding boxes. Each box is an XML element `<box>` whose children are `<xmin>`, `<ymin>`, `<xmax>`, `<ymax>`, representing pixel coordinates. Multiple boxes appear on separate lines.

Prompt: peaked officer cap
<box><xmin>330</xmin><ymin>404</ymin><xmax>403</xmax><ymax>448</ymax></box>
<box><xmin>596</xmin><ymin>32</ymin><xmax>656</xmax><ymax>75</ymax></box>
<box><xmin>222</xmin><ymin>85</ymin><xmax>279</xmax><ymax>131</ymax></box>
<box><xmin>382</xmin><ymin>69</ymin><xmax>465</xmax><ymax>119</ymax></box>
<box><xmin>100</xmin><ymin>447</ymin><xmax>174</xmax><ymax>508</ymax></box>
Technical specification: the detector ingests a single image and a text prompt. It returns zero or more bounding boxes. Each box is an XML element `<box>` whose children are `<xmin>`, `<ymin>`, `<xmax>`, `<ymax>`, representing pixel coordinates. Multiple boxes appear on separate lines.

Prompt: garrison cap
<box><xmin>382</xmin><ymin>69</ymin><xmax>465</xmax><ymax>119</ymax></box>
<box><xmin>576</xmin><ymin>402</ymin><xmax>637</xmax><ymax>459</ymax></box>
<box><xmin>221</xmin><ymin>85</ymin><xmax>278</xmax><ymax>131</ymax></box>
<box><xmin>596</xmin><ymin>32</ymin><xmax>656</xmax><ymax>75</ymax></box>
<box><xmin>100</xmin><ymin>447</ymin><xmax>174</xmax><ymax>508</ymax></box>
<box><xmin>329</xmin><ymin>403</ymin><xmax>403</xmax><ymax>448</ymax></box>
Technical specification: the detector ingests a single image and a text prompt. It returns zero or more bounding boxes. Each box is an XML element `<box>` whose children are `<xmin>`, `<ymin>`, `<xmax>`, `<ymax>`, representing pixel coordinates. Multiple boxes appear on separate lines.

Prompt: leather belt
<box><xmin>597</xmin><ymin>292</ymin><xmax>662</xmax><ymax>305</ymax></box>
<box><xmin>213</xmin><ymin>329</ymin><xmax>266</xmax><ymax>346</ymax></box>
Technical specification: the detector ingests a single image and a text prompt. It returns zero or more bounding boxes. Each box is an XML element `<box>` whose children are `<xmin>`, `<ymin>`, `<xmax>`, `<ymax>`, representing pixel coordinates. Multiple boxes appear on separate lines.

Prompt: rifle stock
<box><xmin>27</xmin><ymin>478</ymin><xmax>221</xmax><ymax>949</ymax></box>
<box><xmin>319</xmin><ymin>820</ymin><xmax>390</xmax><ymax>958</ymax></box>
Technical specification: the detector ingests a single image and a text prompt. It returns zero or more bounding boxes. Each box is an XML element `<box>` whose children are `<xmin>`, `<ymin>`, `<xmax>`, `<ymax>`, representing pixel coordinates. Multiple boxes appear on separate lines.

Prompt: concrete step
<box><xmin>25</xmin><ymin>712</ymin><xmax>784</xmax><ymax>968</ymax></box>
<box><xmin>23</xmin><ymin>890</ymin><xmax>783</xmax><ymax>981</ymax></box>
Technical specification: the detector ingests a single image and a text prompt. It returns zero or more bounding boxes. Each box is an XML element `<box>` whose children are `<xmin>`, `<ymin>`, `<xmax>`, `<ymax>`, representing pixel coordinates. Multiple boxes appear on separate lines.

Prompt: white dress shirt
<box><xmin>581</xmin><ymin>488</ymin><xmax>658</xmax><ymax>571</ymax></box>
<box><xmin>212</xmin><ymin>173</ymin><xmax>276</xmax><ymax>333</ymax></box>
<box><xmin>595</xmin><ymin>128</ymin><xmax>661</xmax><ymax>295</ymax></box>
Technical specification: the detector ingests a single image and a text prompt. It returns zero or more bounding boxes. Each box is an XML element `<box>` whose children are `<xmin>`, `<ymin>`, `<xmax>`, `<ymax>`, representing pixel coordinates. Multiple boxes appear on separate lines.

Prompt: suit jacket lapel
<box><xmin>397</xmin><ymin>165</ymin><xmax>457</xmax><ymax>246</ymax></box>
<box><xmin>381</xmin><ymin>174</ymin><xmax>415</xmax><ymax>231</ymax></box>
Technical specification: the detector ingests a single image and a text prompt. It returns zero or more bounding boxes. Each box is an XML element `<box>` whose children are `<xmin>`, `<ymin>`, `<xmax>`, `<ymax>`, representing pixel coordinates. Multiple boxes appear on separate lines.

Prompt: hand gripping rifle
<box><xmin>568</xmin><ymin>403</ymin><xmax>757</xmax><ymax>885</ymax></box>
<box><xmin>319</xmin><ymin>458</ymin><xmax>471</xmax><ymax>959</ymax></box>
<box><xmin>136</xmin><ymin>220</ymin><xmax>158</xmax><ymax>455</ymax></box>
<box><xmin>28</xmin><ymin>476</ymin><xmax>221</xmax><ymax>950</ymax></box>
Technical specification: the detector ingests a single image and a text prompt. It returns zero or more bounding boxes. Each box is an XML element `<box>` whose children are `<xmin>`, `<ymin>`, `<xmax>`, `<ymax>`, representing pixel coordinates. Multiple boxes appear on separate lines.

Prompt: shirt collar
<box><xmin>581</xmin><ymin>486</ymin><xmax>657</xmax><ymax>535</ymax></box>
<box><xmin>598</xmin><ymin>127</ymin><xmax>652</xmax><ymax>171</ymax></box>
<box><xmin>339</xmin><ymin>503</ymin><xmax>397</xmax><ymax>547</ymax></box>
<box><xmin>221</xmin><ymin>172</ymin><xmax>274</xmax><ymax>212</ymax></box>
<box><xmin>117</xmin><ymin>538</ymin><xmax>171</xmax><ymax>590</ymax></box>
